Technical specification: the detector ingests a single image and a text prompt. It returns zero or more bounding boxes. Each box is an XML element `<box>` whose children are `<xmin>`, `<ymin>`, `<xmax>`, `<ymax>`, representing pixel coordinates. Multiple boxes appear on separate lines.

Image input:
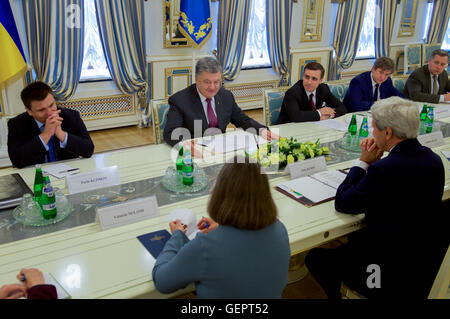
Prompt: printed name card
<box><xmin>66</xmin><ymin>166</ymin><xmax>120</xmax><ymax>194</ymax></box>
<box><xmin>417</xmin><ymin>131</ymin><xmax>444</xmax><ymax>148</ymax></box>
<box><xmin>434</xmin><ymin>106</ymin><xmax>450</xmax><ymax>120</ymax></box>
<box><xmin>287</xmin><ymin>156</ymin><xmax>327</xmax><ymax>179</ymax></box>
<box><xmin>96</xmin><ymin>196</ymin><xmax>159</xmax><ymax>231</ymax></box>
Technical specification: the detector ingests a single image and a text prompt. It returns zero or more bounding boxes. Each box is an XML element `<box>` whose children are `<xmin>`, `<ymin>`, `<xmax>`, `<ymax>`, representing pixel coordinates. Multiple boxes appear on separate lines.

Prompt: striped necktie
<box><xmin>433</xmin><ymin>75</ymin><xmax>438</xmax><ymax>95</ymax></box>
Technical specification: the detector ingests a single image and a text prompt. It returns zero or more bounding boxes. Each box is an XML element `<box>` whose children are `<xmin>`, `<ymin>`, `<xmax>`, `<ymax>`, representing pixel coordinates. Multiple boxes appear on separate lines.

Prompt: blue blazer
<box><xmin>343</xmin><ymin>71</ymin><xmax>404</xmax><ymax>112</ymax></box>
<box><xmin>335</xmin><ymin>139</ymin><xmax>445</xmax><ymax>295</ymax></box>
<box><xmin>152</xmin><ymin>220</ymin><xmax>291</xmax><ymax>298</ymax></box>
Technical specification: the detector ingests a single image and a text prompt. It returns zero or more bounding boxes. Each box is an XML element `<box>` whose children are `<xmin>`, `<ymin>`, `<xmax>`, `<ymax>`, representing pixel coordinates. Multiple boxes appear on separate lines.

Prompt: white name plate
<box><xmin>434</xmin><ymin>105</ymin><xmax>450</xmax><ymax>120</ymax></box>
<box><xmin>417</xmin><ymin>131</ymin><xmax>444</xmax><ymax>148</ymax></box>
<box><xmin>96</xmin><ymin>196</ymin><xmax>159</xmax><ymax>231</ymax></box>
<box><xmin>287</xmin><ymin>156</ymin><xmax>327</xmax><ymax>179</ymax></box>
<box><xmin>66</xmin><ymin>166</ymin><xmax>120</xmax><ymax>194</ymax></box>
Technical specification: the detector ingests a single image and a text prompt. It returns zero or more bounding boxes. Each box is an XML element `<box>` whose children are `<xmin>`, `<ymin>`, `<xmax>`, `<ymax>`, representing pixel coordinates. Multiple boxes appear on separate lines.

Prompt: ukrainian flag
<box><xmin>0</xmin><ymin>1</ymin><xmax>27</xmax><ymax>87</ymax></box>
<box><xmin>178</xmin><ymin>0</ymin><xmax>211</xmax><ymax>48</ymax></box>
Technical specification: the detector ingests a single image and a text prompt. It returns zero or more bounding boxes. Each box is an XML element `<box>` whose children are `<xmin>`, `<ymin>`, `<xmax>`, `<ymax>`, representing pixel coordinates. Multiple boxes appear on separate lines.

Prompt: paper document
<box><xmin>44</xmin><ymin>272</ymin><xmax>71</xmax><ymax>299</ymax></box>
<box><xmin>314</xmin><ymin>119</ymin><xmax>348</xmax><ymax>132</ymax></box>
<box><xmin>276</xmin><ymin>170</ymin><xmax>347</xmax><ymax>205</ymax></box>
<box><xmin>166</xmin><ymin>208</ymin><xmax>199</xmax><ymax>240</ymax></box>
<box><xmin>442</xmin><ymin>150</ymin><xmax>450</xmax><ymax>161</ymax></box>
<box><xmin>198</xmin><ymin>132</ymin><xmax>268</xmax><ymax>154</ymax></box>
<box><xmin>43</xmin><ymin>163</ymin><xmax>79</xmax><ymax>179</ymax></box>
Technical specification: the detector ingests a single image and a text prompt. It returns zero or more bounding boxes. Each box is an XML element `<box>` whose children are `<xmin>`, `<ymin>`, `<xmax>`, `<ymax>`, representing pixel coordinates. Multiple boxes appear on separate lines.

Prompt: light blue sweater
<box><xmin>152</xmin><ymin>219</ymin><xmax>291</xmax><ymax>298</ymax></box>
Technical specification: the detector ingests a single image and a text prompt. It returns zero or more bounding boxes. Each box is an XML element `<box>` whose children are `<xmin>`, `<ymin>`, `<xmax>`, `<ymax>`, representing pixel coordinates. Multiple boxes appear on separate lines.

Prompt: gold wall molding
<box><xmin>301</xmin><ymin>0</ymin><xmax>325</xmax><ymax>42</ymax></box>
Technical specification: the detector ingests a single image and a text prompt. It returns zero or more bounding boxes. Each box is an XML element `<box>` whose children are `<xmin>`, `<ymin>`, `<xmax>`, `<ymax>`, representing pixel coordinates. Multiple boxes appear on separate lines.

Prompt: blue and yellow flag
<box><xmin>178</xmin><ymin>0</ymin><xmax>212</xmax><ymax>48</ymax></box>
<box><xmin>0</xmin><ymin>1</ymin><xmax>27</xmax><ymax>87</ymax></box>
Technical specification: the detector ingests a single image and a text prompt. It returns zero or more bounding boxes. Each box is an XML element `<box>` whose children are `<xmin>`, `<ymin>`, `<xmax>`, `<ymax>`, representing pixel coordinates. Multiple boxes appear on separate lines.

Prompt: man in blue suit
<box><xmin>306</xmin><ymin>97</ymin><xmax>446</xmax><ymax>299</ymax></box>
<box><xmin>343</xmin><ymin>57</ymin><xmax>404</xmax><ymax>112</ymax></box>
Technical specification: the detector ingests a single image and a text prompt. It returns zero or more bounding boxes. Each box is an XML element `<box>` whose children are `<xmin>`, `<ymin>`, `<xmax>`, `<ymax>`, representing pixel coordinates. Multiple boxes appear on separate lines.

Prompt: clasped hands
<box><xmin>40</xmin><ymin>110</ymin><xmax>67</xmax><ymax>144</ymax></box>
<box><xmin>319</xmin><ymin>107</ymin><xmax>336</xmax><ymax>120</ymax></box>
<box><xmin>359</xmin><ymin>137</ymin><xmax>384</xmax><ymax>165</ymax></box>
<box><xmin>169</xmin><ymin>216</ymin><xmax>219</xmax><ymax>235</ymax></box>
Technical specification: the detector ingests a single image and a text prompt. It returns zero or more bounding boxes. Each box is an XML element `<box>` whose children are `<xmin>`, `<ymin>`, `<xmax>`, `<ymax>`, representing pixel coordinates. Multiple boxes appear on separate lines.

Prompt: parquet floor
<box><xmin>89</xmin><ymin>108</ymin><xmax>329</xmax><ymax>299</ymax></box>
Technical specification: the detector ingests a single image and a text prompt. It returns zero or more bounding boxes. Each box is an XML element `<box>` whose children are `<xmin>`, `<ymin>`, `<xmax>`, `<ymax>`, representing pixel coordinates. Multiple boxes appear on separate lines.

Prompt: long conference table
<box><xmin>0</xmin><ymin>110</ymin><xmax>449</xmax><ymax>299</ymax></box>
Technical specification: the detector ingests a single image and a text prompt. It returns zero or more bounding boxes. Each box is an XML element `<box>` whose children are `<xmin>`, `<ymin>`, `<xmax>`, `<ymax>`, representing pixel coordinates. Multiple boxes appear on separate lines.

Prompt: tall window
<box><xmin>242</xmin><ymin>0</ymin><xmax>271</xmax><ymax>68</ymax></box>
<box><xmin>441</xmin><ymin>18</ymin><xmax>450</xmax><ymax>50</ymax></box>
<box><xmin>422</xmin><ymin>1</ymin><xmax>434</xmax><ymax>42</ymax></box>
<box><xmin>80</xmin><ymin>0</ymin><xmax>110</xmax><ymax>81</ymax></box>
<box><xmin>356</xmin><ymin>0</ymin><xmax>376</xmax><ymax>59</ymax></box>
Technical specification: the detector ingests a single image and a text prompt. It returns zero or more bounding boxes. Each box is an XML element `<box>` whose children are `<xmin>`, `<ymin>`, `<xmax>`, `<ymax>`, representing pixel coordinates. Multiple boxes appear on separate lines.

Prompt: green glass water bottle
<box><xmin>41</xmin><ymin>172</ymin><xmax>57</xmax><ymax>219</ymax></box>
<box><xmin>358</xmin><ymin>116</ymin><xmax>369</xmax><ymax>138</ymax></box>
<box><xmin>419</xmin><ymin>105</ymin><xmax>428</xmax><ymax>121</ymax></box>
<box><xmin>182</xmin><ymin>150</ymin><xmax>194</xmax><ymax>186</ymax></box>
<box><xmin>33</xmin><ymin>164</ymin><xmax>44</xmax><ymax>203</ymax></box>
<box><xmin>425</xmin><ymin>106</ymin><xmax>434</xmax><ymax>134</ymax></box>
<box><xmin>346</xmin><ymin>114</ymin><xmax>358</xmax><ymax>145</ymax></box>
<box><xmin>419</xmin><ymin>105</ymin><xmax>428</xmax><ymax>134</ymax></box>
<box><xmin>176</xmin><ymin>146</ymin><xmax>184</xmax><ymax>172</ymax></box>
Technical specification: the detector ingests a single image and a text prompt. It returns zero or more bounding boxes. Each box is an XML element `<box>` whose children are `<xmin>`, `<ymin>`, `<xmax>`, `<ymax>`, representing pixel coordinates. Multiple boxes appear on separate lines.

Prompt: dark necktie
<box><xmin>309</xmin><ymin>93</ymin><xmax>315</xmax><ymax>110</ymax></box>
<box><xmin>374</xmin><ymin>84</ymin><xmax>379</xmax><ymax>102</ymax></box>
<box><xmin>433</xmin><ymin>75</ymin><xmax>438</xmax><ymax>95</ymax></box>
<box><xmin>206</xmin><ymin>98</ymin><xmax>218</xmax><ymax>128</ymax></box>
<box><xmin>40</xmin><ymin>125</ymin><xmax>57</xmax><ymax>162</ymax></box>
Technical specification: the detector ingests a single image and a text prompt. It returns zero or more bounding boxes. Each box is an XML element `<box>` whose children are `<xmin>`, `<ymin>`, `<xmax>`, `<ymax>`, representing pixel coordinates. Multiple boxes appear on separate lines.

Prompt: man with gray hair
<box><xmin>163</xmin><ymin>57</ymin><xmax>275</xmax><ymax>147</ymax></box>
<box><xmin>343</xmin><ymin>57</ymin><xmax>404</xmax><ymax>112</ymax></box>
<box><xmin>306</xmin><ymin>96</ymin><xmax>446</xmax><ymax>298</ymax></box>
<box><xmin>404</xmin><ymin>49</ymin><xmax>450</xmax><ymax>103</ymax></box>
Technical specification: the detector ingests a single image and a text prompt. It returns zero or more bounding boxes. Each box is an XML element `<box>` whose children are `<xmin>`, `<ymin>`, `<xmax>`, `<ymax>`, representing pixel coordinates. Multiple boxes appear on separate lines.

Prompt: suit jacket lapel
<box><xmin>316</xmin><ymin>85</ymin><xmax>324</xmax><ymax>108</ymax></box>
<box><xmin>213</xmin><ymin>93</ymin><xmax>226</xmax><ymax>131</ymax></box>
<box><xmin>423</xmin><ymin>65</ymin><xmax>432</xmax><ymax>93</ymax></box>
<box><xmin>366</xmin><ymin>72</ymin><xmax>375</xmax><ymax>102</ymax></box>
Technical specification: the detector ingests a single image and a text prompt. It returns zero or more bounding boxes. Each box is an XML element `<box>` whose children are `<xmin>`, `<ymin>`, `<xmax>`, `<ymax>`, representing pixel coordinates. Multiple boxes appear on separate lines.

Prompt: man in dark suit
<box><xmin>163</xmin><ymin>57</ymin><xmax>276</xmax><ymax>147</ymax></box>
<box><xmin>8</xmin><ymin>82</ymin><xmax>94</xmax><ymax>168</ymax></box>
<box><xmin>404</xmin><ymin>49</ymin><xmax>450</xmax><ymax>103</ymax></box>
<box><xmin>276</xmin><ymin>62</ymin><xmax>346</xmax><ymax>124</ymax></box>
<box><xmin>343</xmin><ymin>57</ymin><xmax>404</xmax><ymax>112</ymax></box>
<box><xmin>306</xmin><ymin>96</ymin><xmax>446</xmax><ymax>299</ymax></box>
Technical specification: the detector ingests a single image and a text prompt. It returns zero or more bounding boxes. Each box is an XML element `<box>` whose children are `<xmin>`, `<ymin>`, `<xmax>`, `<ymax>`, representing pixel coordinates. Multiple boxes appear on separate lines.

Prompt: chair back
<box><xmin>263</xmin><ymin>86</ymin><xmax>289</xmax><ymax>126</ymax></box>
<box><xmin>150</xmin><ymin>99</ymin><xmax>170</xmax><ymax>144</ymax></box>
<box><xmin>391</xmin><ymin>76</ymin><xmax>409</xmax><ymax>93</ymax></box>
<box><xmin>327</xmin><ymin>80</ymin><xmax>350</xmax><ymax>102</ymax></box>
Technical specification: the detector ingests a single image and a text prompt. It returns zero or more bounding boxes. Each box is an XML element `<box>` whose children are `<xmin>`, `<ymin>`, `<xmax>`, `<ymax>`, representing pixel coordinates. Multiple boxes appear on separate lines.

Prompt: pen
<box><xmin>290</xmin><ymin>189</ymin><xmax>302</xmax><ymax>197</ymax></box>
<box><xmin>58</xmin><ymin>168</ymin><xmax>79</xmax><ymax>174</ymax></box>
<box><xmin>202</xmin><ymin>216</ymin><xmax>209</xmax><ymax>229</ymax></box>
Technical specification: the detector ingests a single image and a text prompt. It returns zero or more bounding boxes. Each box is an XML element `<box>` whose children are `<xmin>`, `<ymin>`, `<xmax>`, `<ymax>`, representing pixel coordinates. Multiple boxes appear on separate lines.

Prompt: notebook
<box><xmin>0</xmin><ymin>173</ymin><xmax>33</xmax><ymax>210</ymax></box>
<box><xmin>276</xmin><ymin>170</ymin><xmax>348</xmax><ymax>207</ymax></box>
<box><xmin>137</xmin><ymin>230</ymin><xmax>172</xmax><ymax>258</ymax></box>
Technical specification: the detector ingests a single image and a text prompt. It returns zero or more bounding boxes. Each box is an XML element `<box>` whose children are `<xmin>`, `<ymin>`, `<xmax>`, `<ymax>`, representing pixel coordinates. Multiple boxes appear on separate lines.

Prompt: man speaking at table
<box><xmin>7</xmin><ymin>82</ymin><xmax>94</xmax><ymax>168</ymax></box>
<box><xmin>276</xmin><ymin>62</ymin><xmax>346</xmax><ymax>124</ymax></box>
<box><xmin>163</xmin><ymin>57</ymin><xmax>276</xmax><ymax>147</ymax></box>
<box><xmin>403</xmin><ymin>49</ymin><xmax>450</xmax><ymax>103</ymax></box>
<box><xmin>305</xmin><ymin>97</ymin><xmax>446</xmax><ymax>298</ymax></box>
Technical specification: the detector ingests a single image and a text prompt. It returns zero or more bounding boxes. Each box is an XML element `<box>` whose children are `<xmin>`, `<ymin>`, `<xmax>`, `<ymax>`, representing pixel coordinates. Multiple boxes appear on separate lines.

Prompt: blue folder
<box><xmin>137</xmin><ymin>230</ymin><xmax>171</xmax><ymax>258</ymax></box>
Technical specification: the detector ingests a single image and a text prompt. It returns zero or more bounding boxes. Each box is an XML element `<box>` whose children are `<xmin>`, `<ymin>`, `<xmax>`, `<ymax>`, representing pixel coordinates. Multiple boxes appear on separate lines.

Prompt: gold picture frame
<box><xmin>398</xmin><ymin>0</ymin><xmax>418</xmax><ymax>37</ymax></box>
<box><xmin>301</xmin><ymin>0</ymin><xmax>324</xmax><ymax>42</ymax></box>
<box><xmin>298</xmin><ymin>57</ymin><xmax>322</xmax><ymax>80</ymax></box>
<box><xmin>163</xmin><ymin>0</ymin><xmax>192</xmax><ymax>48</ymax></box>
